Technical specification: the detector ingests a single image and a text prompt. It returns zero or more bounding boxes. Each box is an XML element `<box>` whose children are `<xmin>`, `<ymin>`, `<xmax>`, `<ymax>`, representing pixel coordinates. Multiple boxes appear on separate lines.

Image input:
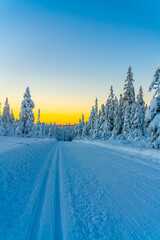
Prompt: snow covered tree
<box><xmin>138</xmin><ymin>86</ymin><xmax>146</xmax><ymax>135</ymax></box>
<box><xmin>82</xmin><ymin>122</ymin><xmax>88</xmax><ymax>139</ymax></box>
<box><xmin>123</xmin><ymin>103</ymin><xmax>131</xmax><ymax>138</ymax></box>
<box><xmin>130</xmin><ymin>104</ymin><xmax>136</xmax><ymax>131</ymax></box>
<box><xmin>133</xmin><ymin>94</ymin><xmax>143</xmax><ymax>139</ymax></box>
<box><xmin>109</xmin><ymin>85</ymin><xmax>114</xmax><ymax>100</ymax></box>
<box><xmin>78</xmin><ymin>118</ymin><xmax>83</xmax><ymax>138</ymax></box>
<box><xmin>16</xmin><ymin>87</ymin><xmax>35</xmax><ymax>136</ymax></box>
<box><xmin>99</xmin><ymin>104</ymin><xmax>106</xmax><ymax>137</ymax></box>
<box><xmin>10</xmin><ymin>110</ymin><xmax>16</xmax><ymax>135</ymax></box>
<box><xmin>102</xmin><ymin>120</ymin><xmax>111</xmax><ymax>140</ymax></box>
<box><xmin>0</xmin><ymin>102</ymin><xmax>1</xmax><ymax>117</ymax></box>
<box><xmin>118</xmin><ymin>94</ymin><xmax>124</xmax><ymax>135</ymax></box>
<box><xmin>149</xmin><ymin>66</ymin><xmax>160</xmax><ymax>97</ymax></box>
<box><xmin>48</xmin><ymin>123</ymin><xmax>53</xmax><ymax>137</ymax></box>
<box><xmin>35</xmin><ymin>109</ymin><xmax>44</xmax><ymax>137</ymax></box>
<box><xmin>93</xmin><ymin>118</ymin><xmax>99</xmax><ymax>139</ymax></box>
<box><xmin>2</xmin><ymin>98</ymin><xmax>13</xmax><ymax>136</ymax></box>
<box><xmin>114</xmin><ymin>97</ymin><xmax>120</xmax><ymax>136</ymax></box>
<box><xmin>108</xmin><ymin>86</ymin><xmax>115</xmax><ymax>132</ymax></box>
<box><xmin>95</xmin><ymin>98</ymin><xmax>98</xmax><ymax>116</ymax></box>
<box><xmin>88</xmin><ymin>106</ymin><xmax>96</xmax><ymax>138</ymax></box>
<box><xmin>123</xmin><ymin>66</ymin><xmax>135</xmax><ymax>105</ymax></box>
<box><xmin>0</xmin><ymin>116</ymin><xmax>4</xmax><ymax>136</ymax></box>
<box><xmin>145</xmin><ymin>67</ymin><xmax>160</xmax><ymax>148</ymax></box>
<box><xmin>82</xmin><ymin>114</ymin><xmax>85</xmax><ymax>127</ymax></box>
<box><xmin>52</xmin><ymin>123</ymin><xmax>58</xmax><ymax>139</ymax></box>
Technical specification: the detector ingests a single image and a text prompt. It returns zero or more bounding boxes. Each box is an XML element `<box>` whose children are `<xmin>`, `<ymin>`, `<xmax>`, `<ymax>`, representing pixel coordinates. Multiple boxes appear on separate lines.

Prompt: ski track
<box><xmin>0</xmin><ymin>140</ymin><xmax>160</xmax><ymax>239</ymax></box>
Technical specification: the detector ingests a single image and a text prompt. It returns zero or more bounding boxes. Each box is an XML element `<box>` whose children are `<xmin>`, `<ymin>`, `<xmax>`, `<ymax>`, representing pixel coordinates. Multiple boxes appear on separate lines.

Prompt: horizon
<box><xmin>0</xmin><ymin>0</ymin><xmax>160</xmax><ymax>124</ymax></box>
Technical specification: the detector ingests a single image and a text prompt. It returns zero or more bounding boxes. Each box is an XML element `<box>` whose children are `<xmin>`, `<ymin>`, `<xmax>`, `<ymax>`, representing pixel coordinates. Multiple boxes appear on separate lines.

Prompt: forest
<box><xmin>0</xmin><ymin>66</ymin><xmax>160</xmax><ymax>148</ymax></box>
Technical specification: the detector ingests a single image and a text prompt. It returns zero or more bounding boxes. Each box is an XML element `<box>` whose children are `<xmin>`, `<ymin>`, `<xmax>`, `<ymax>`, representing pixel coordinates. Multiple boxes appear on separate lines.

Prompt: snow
<box><xmin>76</xmin><ymin>139</ymin><xmax>160</xmax><ymax>160</ymax></box>
<box><xmin>0</xmin><ymin>136</ymin><xmax>50</xmax><ymax>154</ymax></box>
<box><xmin>150</xmin><ymin>113</ymin><xmax>160</xmax><ymax>129</ymax></box>
<box><xmin>0</xmin><ymin>137</ymin><xmax>160</xmax><ymax>239</ymax></box>
<box><xmin>145</xmin><ymin>98</ymin><xmax>157</xmax><ymax>121</ymax></box>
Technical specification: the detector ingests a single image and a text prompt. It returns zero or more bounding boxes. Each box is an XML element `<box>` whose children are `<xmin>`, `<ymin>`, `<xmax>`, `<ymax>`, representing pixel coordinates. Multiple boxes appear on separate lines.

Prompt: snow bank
<box><xmin>0</xmin><ymin>136</ymin><xmax>54</xmax><ymax>154</ymax></box>
<box><xmin>75</xmin><ymin>139</ymin><xmax>160</xmax><ymax>160</ymax></box>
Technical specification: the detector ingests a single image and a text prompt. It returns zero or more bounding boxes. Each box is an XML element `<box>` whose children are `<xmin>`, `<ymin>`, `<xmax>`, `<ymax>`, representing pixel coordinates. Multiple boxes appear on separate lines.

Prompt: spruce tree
<box><xmin>0</xmin><ymin>116</ymin><xmax>4</xmax><ymax>136</ymax></box>
<box><xmin>146</xmin><ymin>67</ymin><xmax>160</xmax><ymax>148</ymax></box>
<box><xmin>133</xmin><ymin>94</ymin><xmax>143</xmax><ymax>139</ymax></box>
<box><xmin>118</xmin><ymin>94</ymin><xmax>124</xmax><ymax>135</ymax></box>
<box><xmin>93</xmin><ymin>118</ymin><xmax>99</xmax><ymax>139</ymax></box>
<box><xmin>114</xmin><ymin>97</ymin><xmax>120</xmax><ymax>136</ymax></box>
<box><xmin>123</xmin><ymin>66</ymin><xmax>135</xmax><ymax>105</ymax></box>
<box><xmin>82</xmin><ymin>122</ymin><xmax>88</xmax><ymax>139</ymax></box>
<box><xmin>48</xmin><ymin>123</ymin><xmax>53</xmax><ymax>137</ymax></box>
<box><xmin>16</xmin><ymin>87</ymin><xmax>35</xmax><ymax>136</ymax></box>
<box><xmin>108</xmin><ymin>86</ymin><xmax>115</xmax><ymax>132</ymax></box>
<box><xmin>123</xmin><ymin>103</ymin><xmax>131</xmax><ymax>138</ymax></box>
<box><xmin>95</xmin><ymin>98</ymin><xmax>98</xmax><ymax>116</ymax></box>
<box><xmin>102</xmin><ymin>120</ymin><xmax>111</xmax><ymax>140</ymax></box>
<box><xmin>138</xmin><ymin>86</ymin><xmax>146</xmax><ymax>135</ymax></box>
<box><xmin>2</xmin><ymin>98</ymin><xmax>12</xmax><ymax>136</ymax></box>
<box><xmin>99</xmin><ymin>104</ymin><xmax>106</xmax><ymax>137</ymax></box>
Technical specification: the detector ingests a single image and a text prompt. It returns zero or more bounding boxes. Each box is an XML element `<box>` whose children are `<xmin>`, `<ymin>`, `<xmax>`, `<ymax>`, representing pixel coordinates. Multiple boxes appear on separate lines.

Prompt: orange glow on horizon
<box><xmin>13</xmin><ymin>111</ymin><xmax>89</xmax><ymax>125</ymax></box>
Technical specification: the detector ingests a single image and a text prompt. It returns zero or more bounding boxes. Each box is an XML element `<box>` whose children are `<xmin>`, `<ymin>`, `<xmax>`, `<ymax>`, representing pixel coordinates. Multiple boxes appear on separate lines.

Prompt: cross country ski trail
<box><xmin>1</xmin><ymin>139</ymin><xmax>160</xmax><ymax>239</ymax></box>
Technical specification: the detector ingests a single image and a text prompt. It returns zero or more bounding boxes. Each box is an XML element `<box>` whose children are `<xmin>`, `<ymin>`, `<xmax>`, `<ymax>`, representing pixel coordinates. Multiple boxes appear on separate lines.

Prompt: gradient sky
<box><xmin>0</xmin><ymin>0</ymin><xmax>160</xmax><ymax>124</ymax></box>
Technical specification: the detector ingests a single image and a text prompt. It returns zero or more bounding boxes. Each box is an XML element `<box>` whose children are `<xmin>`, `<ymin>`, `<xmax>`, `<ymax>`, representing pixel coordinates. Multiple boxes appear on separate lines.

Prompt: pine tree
<box><xmin>88</xmin><ymin>106</ymin><xmax>96</xmax><ymax>138</ymax></box>
<box><xmin>105</xmin><ymin>99</ymin><xmax>110</xmax><ymax>123</ymax></box>
<box><xmin>48</xmin><ymin>123</ymin><xmax>53</xmax><ymax>137</ymax></box>
<box><xmin>93</xmin><ymin>118</ymin><xmax>99</xmax><ymax>139</ymax></box>
<box><xmin>130</xmin><ymin>104</ymin><xmax>136</xmax><ymax>131</ymax></box>
<box><xmin>114</xmin><ymin>97</ymin><xmax>120</xmax><ymax>136</ymax></box>
<box><xmin>133</xmin><ymin>94</ymin><xmax>143</xmax><ymax>139</ymax></box>
<box><xmin>138</xmin><ymin>86</ymin><xmax>146</xmax><ymax>135</ymax></box>
<box><xmin>108</xmin><ymin>86</ymin><xmax>115</xmax><ymax>132</ymax></box>
<box><xmin>35</xmin><ymin>109</ymin><xmax>43</xmax><ymax>137</ymax></box>
<box><xmin>149</xmin><ymin>66</ymin><xmax>160</xmax><ymax>97</ymax></box>
<box><xmin>102</xmin><ymin>120</ymin><xmax>111</xmax><ymax>140</ymax></box>
<box><xmin>78</xmin><ymin>118</ymin><xmax>83</xmax><ymax>138</ymax></box>
<box><xmin>123</xmin><ymin>103</ymin><xmax>131</xmax><ymax>138</ymax></box>
<box><xmin>95</xmin><ymin>98</ymin><xmax>98</xmax><ymax>116</ymax></box>
<box><xmin>2</xmin><ymin>98</ymin><xmax>12</xmax><ymax>136</ymax></box>
<box><xmin>16</xmin><ymin>87</ymin><xmax>35</xmax><ymax>136</ymax></box>
<box><xmin>0</xmin><ymin>116</ymin><xmax>4</xmax><ymax>136</ymax></box>
<box><xmin>123</xmin><ymin>66</ymin><xmax>135</xmax><ymax>105</ymax></box>
<box><xmin>145</xmin><ymin>67</ymin><xmax>160</xmax><ymax>148</ymax></box>
<box><xmin>99</xmin><ymin>104</ymin><xmax>106</xmax><ymax>137</ymax></box>
<box><xmin>82</xmin><ymin>122</ymin><xmax>88</xmax><ymax>139</ymax></box>
<box><xmin>118</xmin><ymin>94</ymin><xmax>124</xmax><ymax>135</ymax></box>
<box><xmin>10</xmin><ymin>110</ymin><xmax>15</xmax><ymax>135</ymax></box>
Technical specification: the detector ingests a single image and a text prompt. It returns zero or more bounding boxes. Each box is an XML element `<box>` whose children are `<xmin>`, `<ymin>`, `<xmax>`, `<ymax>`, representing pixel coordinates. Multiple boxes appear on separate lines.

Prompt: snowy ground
<box><xmin>0</xmin><ymin>137</ymin><xmax>160</xmax><ymax>239</ymax></box>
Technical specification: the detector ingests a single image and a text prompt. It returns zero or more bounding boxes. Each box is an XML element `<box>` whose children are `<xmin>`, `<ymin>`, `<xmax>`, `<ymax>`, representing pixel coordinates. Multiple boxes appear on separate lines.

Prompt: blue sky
<box><xmin>0</xmin><ymin>0</ymin><xmax>160</xmax><ymax>123</ymax></box>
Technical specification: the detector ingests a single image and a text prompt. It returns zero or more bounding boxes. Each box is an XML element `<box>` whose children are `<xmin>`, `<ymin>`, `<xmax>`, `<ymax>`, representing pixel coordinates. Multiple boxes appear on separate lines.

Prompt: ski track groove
<box><xmin>29</xmin><ymin>144</ymin><xmax>59</xmax><ymax>240</ymax></box>
<box><xmin>54</xmin><ymin>146</ymin><xmax>63</xmax><ymax>240</ymax></box>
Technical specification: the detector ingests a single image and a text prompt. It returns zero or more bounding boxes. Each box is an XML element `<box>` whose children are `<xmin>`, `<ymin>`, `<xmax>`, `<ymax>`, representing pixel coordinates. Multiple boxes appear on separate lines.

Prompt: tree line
<box><xmin>74</xmin><ymin>66</ymin><xmax>160</xmax><ymax>149</ymax></box>
<box><xmin>0</xmin><ymin>87</ymin><xmax>74</xmax><ymax>141</ymax></box>
<box><xmin>0</xmin><ymin>66</ymin><xmax>159</xmax><ymax>148</ymax></box>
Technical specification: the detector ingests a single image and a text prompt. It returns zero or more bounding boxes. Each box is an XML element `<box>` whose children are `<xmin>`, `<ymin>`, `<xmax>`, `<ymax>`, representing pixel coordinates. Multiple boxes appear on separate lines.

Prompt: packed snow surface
<box><xmin>0</xmin><ymin>137</ymin><xmax>160</xmax><ymax>239</ymax></box>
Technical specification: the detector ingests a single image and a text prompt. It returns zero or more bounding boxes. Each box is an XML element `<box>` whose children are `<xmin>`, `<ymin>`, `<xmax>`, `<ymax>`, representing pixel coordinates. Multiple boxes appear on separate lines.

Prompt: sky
<box><xmin>0</xmin><ymin>0</ymin><xmax>160</xmax><ymax>124</ymax></box>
